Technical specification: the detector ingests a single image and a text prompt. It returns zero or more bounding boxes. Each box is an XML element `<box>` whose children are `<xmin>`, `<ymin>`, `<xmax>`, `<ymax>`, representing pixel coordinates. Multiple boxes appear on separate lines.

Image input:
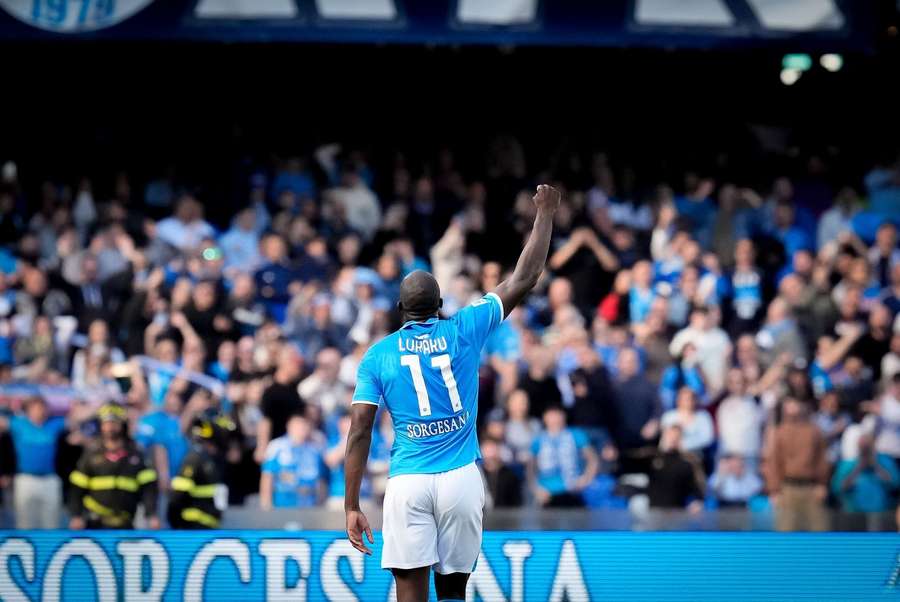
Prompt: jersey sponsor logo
<box><xmin>398</xmin><ymin>335</ymin><xmax>448</xmax><ymax>355</ymax></box>
<box><xmin>405</xmin><ymin>411</ymin><xmax>469</xmax><ymax>439</ymax></box>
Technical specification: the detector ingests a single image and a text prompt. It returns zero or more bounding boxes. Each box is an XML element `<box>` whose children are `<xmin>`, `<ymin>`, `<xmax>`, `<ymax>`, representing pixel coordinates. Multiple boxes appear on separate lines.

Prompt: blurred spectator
<box><xmin>326</xmin><ymin>167</ymin><xmax>381</xmax><ymax>243</ymax></box>
<box><xmin>566</xmin><ymin>346</ymin><xmax>614</xmax><ymax>437</ymax></box>
<box><xmin>661</xmin><ymin>387</ymin><xmax>715</xmax><ymax>455</ymax></box>
<box><xmin>869</xmin><ymin>223</ymin><xmax>900</xmax><ymax>288</ymax></box>
<box><xmin>708</xmin><ymin>455</ymin><xmax>763</xmax><ymax>508</ymax></box>
<box><xmin>529</xmin><ymin>406</ymin><xmax>599</xmax><ymax>507</ymax></box>
<box><xmin>716</xmin><ymin>368</ymin><xmax>764</xmax><ymax>460</ymax></box>
<box><xmin>756</xmin><ymin>297</ymin><xmax>806</xmax><ymax>368</ymax></box>
<box><xmin>155</xmin><ymin>196</ymin><xmax>214</xmax><ymax>252</ymax></box>
<box><xmin>817</xmin><ymin>189</ymin><xmax>859</xmax><ymax>250</ymax></box>
<box><xmin>609</xmin><ymin>348</ymin><xmax>661</xmax><ymax>472</ymax></box>
<box><xmin>219</xmin><ymin>208</ymin><xmax>262</xmax><ymax>274</ymax></box>
<box><xmin>256</xmin><ymin>345</ymin><xmax>305</xmax><ymax>463</ymax></box>
<box><xmin>831</xmin><ymin>432</ymin><xmax>899</xmax><ymax>513</ymax></box>
<box><xmin>767</xmin><ymin>398</ymin><xmax>830</xmax><ymax>532</ymax></box>
<box><xmin>628</xmin><ymin>260</ymin><xmax>655</xmax><ymax>324</ymax></box>
<box><xmin>518</xmin><ymin>346</ymin><xmax>562</xmax><ymax>419</ymax></box>
<box><xmin>646</xmin><ymin>425</ymin><xmax>705</xmax><ymax>512</ymax></box>
<box><xmin>260</xmin><ymin>413</ymin><xmax>327</xmax><ymax>509</ymax></box>
<box><xmin>659</xmin><ymin>342</ymin><xmax>706</xmax><ymax>411</ymax></box>
<box><xmin>298</xmin><ymin>347</ymin><xmax>349</xmax><ymax>416</ymax></box>
<box><xmin>669</xmin><ymin>306</ymin><xmax>731</xmax><ymax>396</ymax></box>
<box><xmin>0</xmin><ymin>397</ymin><xmax>66</xmax><ymax>529</ymax></box>
<box><xmin>136</xmin><ymin>389</ymin><xmax>190</xmax><ymax>496</ymax></box>
<box><xmin>727</xmin><ymin>239</ymin><xmax>764</xmax><ymax>336</ymax></box>
<box><xmin>480</xmin><ymin>437</ymin><xmax>523</xmax><ymax>508</ymax></box>
<box><xmin>504</xmin><ymin>389</ymin><xmax>540</xmax><ymax>465</ymax></box>
<box><xmin>813</xmin><ymin>391</ymin><xmax>851</xmax><ymax>465</ymax></box>
<box><xmin>874</xmin><ymin>374</ymin><xmax>900</xmax><ymax>462</ymax></box>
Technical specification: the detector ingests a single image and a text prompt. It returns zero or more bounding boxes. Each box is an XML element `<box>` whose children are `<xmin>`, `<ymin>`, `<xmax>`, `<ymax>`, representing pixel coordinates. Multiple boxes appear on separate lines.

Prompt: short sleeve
<box><xmin>135</xmin><ymin>419</ymin><xmax>156</xmax><ymax>448</ymax></box>
<box><xmin>261</xmin><ymin>456</ymin><xmax>278</xmax><ymax>474</ymax></box>
<box><xmin>453</xmin><ymin>293</ymin><xmax>505</xmax><ymax>350</ymax></box>
<box><xmin>571</xmin><ymin>428</ymin><xmax>589</xmax><ymax>449</ymax></box>
<box><xmin>261</xmin><ymin>441</ymin><xmax>280</xmax><ymax>473</ymax></box>
<box><xmin>8</xmin><ymin>415</ymin><xmax>24</xmax><ymax>439</ymax></box>
<box><xmin>49</xmin><ymin>417</ymin><xmax>66</xmax><ymax>437</ymax></box>
<box><xmin>352</xmin><ymin>352</ymin><xmax>382</xmax><ymax>406</ymax></box>
<box><xmin>484</xmin><ymin>321</ymin><xmax>521</xmax><ymax>361</ymax></box>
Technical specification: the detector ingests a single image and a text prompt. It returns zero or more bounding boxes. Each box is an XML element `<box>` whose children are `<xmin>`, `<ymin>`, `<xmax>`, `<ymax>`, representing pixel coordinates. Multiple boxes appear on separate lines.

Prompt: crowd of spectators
<box><xmin>1</xmin><ymin>140</ymin><xmax>900</xmax><ymax>530</ymax></box>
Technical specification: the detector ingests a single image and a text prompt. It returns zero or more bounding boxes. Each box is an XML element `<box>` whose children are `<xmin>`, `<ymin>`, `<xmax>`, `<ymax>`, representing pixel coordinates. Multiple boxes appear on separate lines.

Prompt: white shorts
<box><xmin>381</xmin><ymin>461</ymin><xmax>484</xmax><ymax>574</ymax></box>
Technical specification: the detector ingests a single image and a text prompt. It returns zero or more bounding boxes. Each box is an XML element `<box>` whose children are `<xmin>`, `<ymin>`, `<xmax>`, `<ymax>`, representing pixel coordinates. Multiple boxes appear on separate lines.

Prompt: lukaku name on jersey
<box><xmin>351</xmin><ymin>292</ymin><xmax>504</xmax><ymax>476</ymax></box>
<box><xmin>398</xmin><ymin>335</ymin><xmax>449</xmax><ymax>355</ymax></box>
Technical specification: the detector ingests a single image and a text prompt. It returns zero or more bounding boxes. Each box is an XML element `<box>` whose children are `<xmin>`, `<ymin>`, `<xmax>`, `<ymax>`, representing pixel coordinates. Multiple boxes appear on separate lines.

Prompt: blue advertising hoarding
<box><xmin>0</xmin><ymin>0</ymin><xmax>876</xmax><ymax>50</ymax></box>
<box><xmin>0</xmin><ymin>530</ymin><xmax>898</xmax><ymax>601</ymax></box>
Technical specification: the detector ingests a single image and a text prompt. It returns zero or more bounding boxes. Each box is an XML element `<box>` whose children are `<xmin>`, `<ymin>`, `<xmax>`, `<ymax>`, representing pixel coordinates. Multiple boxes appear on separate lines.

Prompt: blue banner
<box><xmin>0</xmin><ymin>530</ymin><xmax>898</xmax><ymax>601</ymax></box>
<box><xmin>0</xmin><ymin>0</ymin><xmax>875</xmax><ymax>50</ymax></box>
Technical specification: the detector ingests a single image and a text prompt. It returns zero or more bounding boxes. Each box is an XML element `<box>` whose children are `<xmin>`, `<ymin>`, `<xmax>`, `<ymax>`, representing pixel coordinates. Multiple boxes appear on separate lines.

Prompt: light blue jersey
<box><xmin>352</xmin><ymin>292</ymin><xmax>505</xmax><ymax>476</ymax></box>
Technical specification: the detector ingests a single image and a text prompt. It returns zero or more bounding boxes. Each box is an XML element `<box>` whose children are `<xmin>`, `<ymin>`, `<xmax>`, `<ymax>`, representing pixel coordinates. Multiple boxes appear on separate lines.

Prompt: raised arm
<box><xmin>493</xmin><ymin>185</ymin><xmax>560</xmax><ymax>317</ymax></box>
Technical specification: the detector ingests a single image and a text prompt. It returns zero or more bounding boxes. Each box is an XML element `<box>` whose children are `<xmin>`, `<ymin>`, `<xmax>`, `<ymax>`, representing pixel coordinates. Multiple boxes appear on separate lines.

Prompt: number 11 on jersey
<box><xmin>400</xmin><ymin>354</ymin><xmax>463</xmax><ymax>417</ymax></box>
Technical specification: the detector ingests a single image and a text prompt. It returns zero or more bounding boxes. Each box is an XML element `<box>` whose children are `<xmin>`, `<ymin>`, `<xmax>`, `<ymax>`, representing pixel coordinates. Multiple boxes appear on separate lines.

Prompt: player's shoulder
<box><xmin>362</xmin><ymin>332</ymin><xmax>401</xmax><ymax>363</ymax></box>
<box><xmin>451</xmin><ymin>292</ymin><xmax>504</xmax><ymax>325</ymax></box>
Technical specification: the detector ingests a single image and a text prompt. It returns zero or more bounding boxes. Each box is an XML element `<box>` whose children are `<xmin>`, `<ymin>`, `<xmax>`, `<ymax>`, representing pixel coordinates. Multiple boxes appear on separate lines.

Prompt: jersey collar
<box><xmin>400</xmin><ymin>317</ymin><xmax>439</xmax><ymax>330</ymax></box>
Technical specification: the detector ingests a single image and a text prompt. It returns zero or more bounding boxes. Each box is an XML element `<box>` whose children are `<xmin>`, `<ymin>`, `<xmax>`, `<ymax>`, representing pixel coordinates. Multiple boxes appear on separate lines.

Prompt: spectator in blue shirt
<box><xmin>629</xmin><ymin>260</ymin><xmax>655</xmax><ymax>324</ymax></box>
<box><xmin>0</xmin><ymin>396</ymin><xmax>66</xmax><ymax>529</ymax></box>
<box><xmin>674</xmin><ymin>175</ymin><xmax>717</xmax><ymax>248</ymax></box>
<box><xmin>831</xmin><ymin>433</ymin><xmax>900</xmax><ymax>513</ymax></box>
<box><xmin>529</xmin><ymin>406</ymin><xmax>599</xmax><ymax>508</ymax></box>
<box><xmin>271</xmin><ymin>157</ymin><xmax>317</xmax><ymax>203</ymax></box>
<box><xmin>773</xmin><ymin>200</ymin><xmax>814</xmax><ymax>258</ymax></box>
<box><xmin>708</xmin><ymin>455</ymin><xmax>763</xmax><ymax>508</ymax></box>
<box><xmin>659</xmin><ymin>344</ymin><xmax>707</xmax><ymax>411</ymax></box>
<box><xmin>254</xmin><ymin>233</ymin><xmax>302</xmax><ymax>322</ymax></box>
<box><xmin>136</xmin><ymin>390</ymin><xmax>190</xmax><ymax>496</ymax></box>
<box><xmin>727</xmin><ymin>239</ymin><xmax>764</xmax><ymax>335</ymax></box>
<box><xmin>259</xmin><ymin>412</ymin><xmax>327</xmax><ymax>509</ymax></box>
<box><xmin>219</xmin><ymin>208</ymin><xmax>262</xmax><ymax>275</ymax></box>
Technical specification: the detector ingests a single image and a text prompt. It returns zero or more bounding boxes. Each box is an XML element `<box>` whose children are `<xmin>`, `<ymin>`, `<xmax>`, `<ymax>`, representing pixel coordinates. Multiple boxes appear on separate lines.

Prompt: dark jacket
<box><xmin>69</xmin><ymin>442</ymin><xmax>158</xmax><ymax>528</ymax></box>
<box><xmin>167</xmin><ymin>445</ymin><xmax>225</xmax><ymax>529</ymax></box>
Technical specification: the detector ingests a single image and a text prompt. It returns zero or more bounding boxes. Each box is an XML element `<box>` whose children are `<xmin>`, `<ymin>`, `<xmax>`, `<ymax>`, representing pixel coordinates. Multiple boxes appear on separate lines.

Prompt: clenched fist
<box><xmin>532</xmin><ymin>184</ymin><xmax>561</xmax><ymax>213</ymax></box>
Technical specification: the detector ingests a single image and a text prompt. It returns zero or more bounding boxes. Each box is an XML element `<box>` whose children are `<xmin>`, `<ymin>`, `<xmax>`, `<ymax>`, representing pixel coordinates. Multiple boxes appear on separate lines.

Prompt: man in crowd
<box><xmin>0</xmin><ymin>396</ymin><xmax>66</xmax><ymax>529</ymax></box>
<box><xmin>69</xmin><ymin>403</ymin><xmax>159</xmax><ymax>530</ymax></box>
<box><xmin>609</xmin><ymin>348</ymin><xmax>662</xmax><ymax>473</ymax></box>
<box><xmin>831</xmin><ymin>432</ymin><xmax>899</xmax><ymax>513</ymax></box>
<box><xmin>260</xmin><ymin>412</ymin><xmax>327</xmax><ymax>509</ymax></box>
<box><xmin>766</xmin><ymin>397</ymin><xmax>830</xmax><ymax>531</ymax></box>
<box><xmin>646</xmin><ymin>425</ymin><xmax>705</xmax><ymax>513</ymax></box>
<box><xmin>529</xmin><ymin>406</ymin><xmax>599</xmax><ymax>507</ymax></box>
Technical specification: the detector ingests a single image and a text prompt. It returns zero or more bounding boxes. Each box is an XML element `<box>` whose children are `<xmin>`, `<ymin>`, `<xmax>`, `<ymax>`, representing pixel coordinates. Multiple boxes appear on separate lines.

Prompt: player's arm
<box><xmin>493</xmin><ymin>185</ymin><xmax>561</xmax><ymax>318</ymax></box>
<box><xmin>344</xmin><ymin>402</ymin><xmax>377</xmax><ymax>555</ymax></box>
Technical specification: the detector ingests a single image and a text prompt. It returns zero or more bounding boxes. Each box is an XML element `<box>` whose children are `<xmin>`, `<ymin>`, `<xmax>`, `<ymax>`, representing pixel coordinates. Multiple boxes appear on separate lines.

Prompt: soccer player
<box><xmin>344</xmin><ymin>184</ymin><xmax>560</xmax><ymax>602</ymax></box>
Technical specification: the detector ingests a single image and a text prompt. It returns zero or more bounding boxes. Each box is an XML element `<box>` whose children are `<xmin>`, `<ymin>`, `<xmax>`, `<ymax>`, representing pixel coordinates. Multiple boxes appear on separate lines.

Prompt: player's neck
<box><xmin>402</xmin><ymin>312</ymin><xmax>438</xmax><ymax>324</ymax></box>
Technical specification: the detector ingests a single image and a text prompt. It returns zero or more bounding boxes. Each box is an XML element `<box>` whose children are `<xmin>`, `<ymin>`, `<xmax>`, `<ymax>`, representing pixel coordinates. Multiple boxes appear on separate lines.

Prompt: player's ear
<box><xmin>438</xmin><ymin>298</ymin><xmax>444</xmax><ymax>309</ymax></box>
<box><xmin>397</xmin><ymin>301</ymin><xmax>404</xmax><ymax>313</ymax></box>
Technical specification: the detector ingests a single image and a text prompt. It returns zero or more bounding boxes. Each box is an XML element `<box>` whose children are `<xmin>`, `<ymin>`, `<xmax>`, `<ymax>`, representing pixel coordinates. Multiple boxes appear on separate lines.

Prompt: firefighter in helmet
<box><xmin>69</xmin><ymin>403</ymin><xmax>160</xmax><ymax>529</ymax></box>
<box><xmin>167</xmin><ymin>411</ymin><xmax>234</xmax><ymax>529</ymax></box>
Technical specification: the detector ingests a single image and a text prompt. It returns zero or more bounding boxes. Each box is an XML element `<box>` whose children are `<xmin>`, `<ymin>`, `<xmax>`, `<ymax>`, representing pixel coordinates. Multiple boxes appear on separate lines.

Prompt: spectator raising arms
<box><xmin>0</xmin><ymin>142</ymin><xmax>897</xmax><ymax>530</ymax></box>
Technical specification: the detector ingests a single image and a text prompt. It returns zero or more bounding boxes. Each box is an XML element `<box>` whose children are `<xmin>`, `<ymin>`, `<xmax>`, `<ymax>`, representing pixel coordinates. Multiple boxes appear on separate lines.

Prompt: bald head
<box><xmin>399</xmin><ymin>270</ymin><xmax>442</xmax><ymax>321</ymax></box>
